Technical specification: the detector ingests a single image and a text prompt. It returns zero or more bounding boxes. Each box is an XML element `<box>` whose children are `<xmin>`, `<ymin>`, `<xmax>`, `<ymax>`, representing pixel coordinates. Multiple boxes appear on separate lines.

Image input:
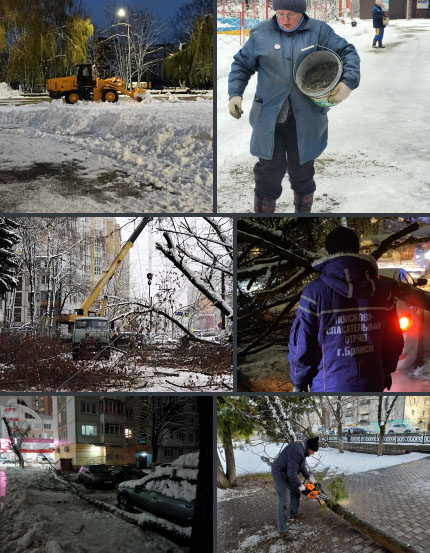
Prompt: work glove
<box><xmin>328</xmin><ymin>82</ymin><xmax>352</xmax><ymax>104</ymax></box>
<box><xmin>308</xmin><ymin>475</ymin><xmax>316</xmax><ymax>484</ymax></box>
<box><xmin>229</xmin><ymin>96</ymin><xmax>243</xmax><ymax>119</ymax></box>
<box><xmin>298</xmin><ymin>485</ymin><xmax>311</xmax><ymax>495</ymax></box>
<box><xmin>384</xmin><ymin>374</ymin><xmax>392</xmax><ymax>391</ymax></box>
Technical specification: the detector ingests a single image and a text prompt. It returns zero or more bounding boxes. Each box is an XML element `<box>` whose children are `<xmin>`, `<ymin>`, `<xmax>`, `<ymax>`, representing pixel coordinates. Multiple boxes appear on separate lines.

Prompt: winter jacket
<box><xmin>271</xmin><ymin>441</ymin><xmax>310</xmax><ymax>488</ymax></box>
<box><xmin>372</xmin><ymin>4</ymin><xmax>386</xmax><ymax>28</ymax></box>
<box><xmin>228</xmin><ymin>15</ymin><xmax>360</xmax><ymax>163</ymax></box>
<box><xmin>288</xmin><ymin>253</ymin><xmax>404</xmax><ymax>392</ymax></box>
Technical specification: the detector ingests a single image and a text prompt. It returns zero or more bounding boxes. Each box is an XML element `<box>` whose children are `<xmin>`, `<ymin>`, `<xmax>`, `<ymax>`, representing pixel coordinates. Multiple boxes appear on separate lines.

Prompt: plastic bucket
<box><xmin>295</xmin><ymin>50</ymin><xmax>343</xmax><ymax>108</ymax></box>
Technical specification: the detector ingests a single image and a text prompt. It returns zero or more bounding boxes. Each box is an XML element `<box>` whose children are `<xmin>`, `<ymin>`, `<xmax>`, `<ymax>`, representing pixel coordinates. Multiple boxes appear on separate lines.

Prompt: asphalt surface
<box><xmin>217</xmin><ymin>457</ymin><xmax>430</xmax><ymax>553</ymax></box>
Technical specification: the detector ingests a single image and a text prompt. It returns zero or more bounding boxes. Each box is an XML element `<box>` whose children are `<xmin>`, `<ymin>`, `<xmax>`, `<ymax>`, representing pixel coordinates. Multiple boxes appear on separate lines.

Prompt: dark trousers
<box><xmin>254</xmin><ymin>114</ymin><xmax>316</xmax><ymax>200</ymax></box>
<box><xmin>273</xmin><ymin>475</ymin><xmax>301</xmax><ymax>533</ymax></box>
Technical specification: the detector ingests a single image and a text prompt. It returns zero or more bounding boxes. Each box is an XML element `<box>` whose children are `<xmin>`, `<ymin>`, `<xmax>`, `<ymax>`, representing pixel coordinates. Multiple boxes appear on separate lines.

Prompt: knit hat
<box><xmin>306</xmin><ymin>436</ymin><xmax>319</xmax><ymax>452</ymax></box>
<box><xmin>273</xmin><ymin>0</ymin><xmax>307</xmax><ymax>13</ymax></box>
<box><xmin>325</xmin><ymin>226</ymin><xmax>360</xmax><ymax>255</ymax></box>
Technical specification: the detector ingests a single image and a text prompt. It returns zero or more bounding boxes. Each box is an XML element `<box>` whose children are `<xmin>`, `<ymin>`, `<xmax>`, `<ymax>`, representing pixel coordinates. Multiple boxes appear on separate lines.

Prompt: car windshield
<box><xmin>75</xmin><ymin>319</ymin><xmax>108</xmax><ymax>330</ymax></box>
<box><xmin>88</xmin><ymin>465</ymin><xmax>108</xmax><ymax>473</ymax></box>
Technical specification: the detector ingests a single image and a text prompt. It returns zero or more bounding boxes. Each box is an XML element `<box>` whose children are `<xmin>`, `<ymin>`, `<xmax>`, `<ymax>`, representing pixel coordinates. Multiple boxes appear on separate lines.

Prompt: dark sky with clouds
<box><xmin>81</xmin><ymin>0</ymin><xmax>192</xmax><ymax>33</ymax></box>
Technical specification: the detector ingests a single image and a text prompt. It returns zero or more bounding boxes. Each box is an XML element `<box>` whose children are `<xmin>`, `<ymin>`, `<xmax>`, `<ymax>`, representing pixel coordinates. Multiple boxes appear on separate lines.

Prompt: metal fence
<box><xmin>327</xmin><ymin>433</ymin><xmax>430</xmax><ymax>445</ymax></box>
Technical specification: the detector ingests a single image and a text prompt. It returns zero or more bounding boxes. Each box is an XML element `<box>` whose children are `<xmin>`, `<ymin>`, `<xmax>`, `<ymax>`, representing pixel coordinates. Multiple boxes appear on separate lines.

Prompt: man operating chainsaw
<box><xmin>271</xmin><ymin>436</ymin><xmax>319</xmax><ymax>541</ymax></box>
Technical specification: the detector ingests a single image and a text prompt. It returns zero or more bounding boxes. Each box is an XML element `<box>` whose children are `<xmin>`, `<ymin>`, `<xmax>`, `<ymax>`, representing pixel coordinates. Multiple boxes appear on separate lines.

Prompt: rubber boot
<box><xmin>254</xmin><ymin>194</ymin><xmax>276</xmax><ymax>214</ymax></box>
<box><xmin>378</xmin><ymin>40</ymin><xmax>385</xmax><ymax>48</ymax></box>
<box><xmin>372</xmin><ymin>39</ymin><xmax>377</xmax><ymax>47</ymax></box>
<box><xmin>294</xmin><ymin>192</ymin><xmax>314</xmax><ymax>213</ymax></box>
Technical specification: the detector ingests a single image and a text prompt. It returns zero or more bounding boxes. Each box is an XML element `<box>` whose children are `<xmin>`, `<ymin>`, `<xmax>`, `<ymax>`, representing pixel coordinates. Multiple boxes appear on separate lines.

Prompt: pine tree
<box><xmin>0</xmin><ymin>218</ymin><xmax>20</xmax><ymax>295</ymax></box>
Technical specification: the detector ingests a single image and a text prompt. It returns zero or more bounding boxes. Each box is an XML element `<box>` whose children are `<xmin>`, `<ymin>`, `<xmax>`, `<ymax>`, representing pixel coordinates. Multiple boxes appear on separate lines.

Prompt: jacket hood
<box><xmin>312</xmin><ymin>253</ymin><xmax>379</xmax><ymax>299</ymax></box>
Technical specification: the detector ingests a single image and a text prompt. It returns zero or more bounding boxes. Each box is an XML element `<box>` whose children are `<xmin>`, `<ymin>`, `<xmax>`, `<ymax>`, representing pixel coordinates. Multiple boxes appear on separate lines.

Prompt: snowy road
<box><xmin>217</xmin><ymin>19</ymin><xmax>430</xmax><ymax>213</ymax></box>
<box><xmin>0</xmin><ymin>98</ymin><xmax>213</xmax><ymax>213</ymax></box>
<box><xmin>0</xmin><ymin>466</ymin><xmax>186</xmax><ymax>553</ymax></box>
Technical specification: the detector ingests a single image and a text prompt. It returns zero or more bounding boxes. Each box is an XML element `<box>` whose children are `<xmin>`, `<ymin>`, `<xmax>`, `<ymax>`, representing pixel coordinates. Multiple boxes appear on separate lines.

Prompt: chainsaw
<box><xmin>302</xmin><ymin>482</ymin><xmax>330</xmax><ymax>505</ymax></box>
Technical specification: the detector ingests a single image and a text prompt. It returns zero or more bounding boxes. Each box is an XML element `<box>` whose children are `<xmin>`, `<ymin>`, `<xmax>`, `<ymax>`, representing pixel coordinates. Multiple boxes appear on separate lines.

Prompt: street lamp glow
<box><xmin>117</xmin><ymin>8</ymin><xmax>126</xmax><ymax>18</ymax></box>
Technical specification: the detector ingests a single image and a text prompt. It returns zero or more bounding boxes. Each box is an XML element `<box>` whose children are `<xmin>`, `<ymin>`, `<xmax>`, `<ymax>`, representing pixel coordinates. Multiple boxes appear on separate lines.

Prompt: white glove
<box><xmin>229</xmin><ymin>96</ymin><xmax>243</xmax><ymax>119</ymax></box>
<box><xmin>298</xmin><ymin>484</ymin><xmax>306</xmax><ymax>492</ymax></box>
<box><xmin>308</xmin><ymin>475</ymin><xmax>316</xmax><ymax>484</ymax></box>
<box><xmin>328</xmin><ymin>82</ymin><xmax>352</xmax><ymax>104</ymax></box>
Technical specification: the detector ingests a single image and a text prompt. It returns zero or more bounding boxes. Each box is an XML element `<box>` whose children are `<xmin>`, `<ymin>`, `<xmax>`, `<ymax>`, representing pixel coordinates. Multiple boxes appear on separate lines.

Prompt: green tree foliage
<box><xmin>162</xmin><ymin>14</ymin><xmax>212</xmax><ymax>88</ymax></box>
<box><xmin>0</xmin><ymin>0</ymin><xmax>93</xmax><ymax>90</ymax></box>
<box><xmin>0</xmin><ymin>218</ymin><xmax>20</xmax><ymax>295</ymax></box>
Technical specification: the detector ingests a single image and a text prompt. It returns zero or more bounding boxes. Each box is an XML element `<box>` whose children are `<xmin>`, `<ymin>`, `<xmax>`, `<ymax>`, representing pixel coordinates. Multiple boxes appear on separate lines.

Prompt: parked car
<box><xmin>378</xmin><ymin>267</ymin><xmax>429</xmax><ymax>372</ymax></box>
<box><xmin>387</xmin><ymin>423</ymin><xmax>421</xmax><ymax>434</ymax></box>
<box><xmin>109</xmin><ymin>465</ymin><xmax>146</xmax><ymax>485</ymax></box>
<box><xmin>78</xmin><ymin>464</ymin><xmax>114</xmax><ymax>488</ymax></box>
<box><xmin>117</xmin><ymin>453</ymin><xmax>198</xmax><ymax>528</ymax></box>
<box><xmin>343</xmin><ymin>427</ymin><xmax>372</xmax><ymax>434</ymax></box>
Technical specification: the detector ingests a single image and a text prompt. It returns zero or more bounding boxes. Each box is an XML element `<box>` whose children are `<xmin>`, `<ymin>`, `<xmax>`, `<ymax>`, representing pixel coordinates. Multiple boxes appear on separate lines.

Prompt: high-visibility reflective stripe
<box><xmin>302</xmin><ymin>295</ymin><xmax>317</xmax><ymax>305</ymax></box>
<box><xmin>298</xmin><ymin>305</ymin><xmax>395</xmax><ymax>317</ymax></box>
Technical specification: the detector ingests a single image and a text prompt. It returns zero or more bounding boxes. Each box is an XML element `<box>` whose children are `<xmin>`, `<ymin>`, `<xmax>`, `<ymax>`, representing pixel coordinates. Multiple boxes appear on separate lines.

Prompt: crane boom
<box><xmin>66</xmin><ymin>217</ymin><xmax>152</xmax><ymax>323</ymax></box>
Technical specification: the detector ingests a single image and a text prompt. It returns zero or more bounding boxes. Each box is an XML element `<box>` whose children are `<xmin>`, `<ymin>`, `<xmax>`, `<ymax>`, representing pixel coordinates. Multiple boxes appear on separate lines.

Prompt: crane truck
<box><xmin>47</xmin><ymin>64</ymin><xmax>147</xmax><ymax>104</ymax></box>
<box><xmin>60</xmin><ymin>218</ymin><xmax>152</xmax><ymax>360</ymax></box>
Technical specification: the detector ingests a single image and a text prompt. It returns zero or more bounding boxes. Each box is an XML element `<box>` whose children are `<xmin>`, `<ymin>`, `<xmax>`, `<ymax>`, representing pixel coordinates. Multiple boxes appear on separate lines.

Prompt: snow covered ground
<box><xmin>0</xmin><ymin>96</ymin><xmax>213</xmax><ymax>212</ymax></box>
<box><xmin>0</xmin><ymin>465</ymin><xmax>187</xmax><ymax>553</ymax></box>
<box><xmin>217</xmin><ymin>18</ymin><xmax>430</xmax><ymax>213</ymax></box>
<box><xmin>217</xmin><ymin>442</ymin><xmax>430</xmax><ymax>484</ymax></box>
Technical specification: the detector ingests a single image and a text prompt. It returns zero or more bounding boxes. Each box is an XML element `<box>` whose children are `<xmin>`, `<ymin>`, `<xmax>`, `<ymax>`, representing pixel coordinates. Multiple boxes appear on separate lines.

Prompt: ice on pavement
<box><xmin>0</xmin><ymin>97</ymin><xmax>213</xmax><ymax>212</ymax></box>
<box><xmin>217</xmin><ymin>18</ymin><xmax>430</xmax><ymax>213</ymax></box>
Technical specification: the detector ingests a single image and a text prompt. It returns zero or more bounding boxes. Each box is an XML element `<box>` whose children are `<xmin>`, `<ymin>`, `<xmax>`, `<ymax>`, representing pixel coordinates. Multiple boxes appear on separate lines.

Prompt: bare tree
<box><xmin>1</xmin><ymin>417</ymin><xmax>31</xmax><ymax>468</ymax></box>
<box><xmin>377</xmin><ymin>396</ymin><xmax>399</xmax><ymax>456</ymax></box>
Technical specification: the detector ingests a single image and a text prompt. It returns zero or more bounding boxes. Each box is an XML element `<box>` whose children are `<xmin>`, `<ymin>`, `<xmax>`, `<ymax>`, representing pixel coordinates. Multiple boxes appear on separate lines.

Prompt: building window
<box><xmin>43</xmin><ymin>423</ymin><xmax>51</xmax><ymax>429</ymax></box>
<box><xmin>82</xmin><ymin>424</ymin><xmax>97</xmax><ymax>436</ymax></box>
<box><xmin>33</xmin><ymin>423</ymin><xmax>41</xmax><ymax>429</ymax></box>
<box><xmin>103</xmin><ymin>399</ymin><xmax>123</xmax><ymax>415</ymax></box>
<box><xmin>103</xmin><ymin>423</ymin><xmax>122</xmax><ymax>436</ymax></box>
<box><xmin>164</xmin><ymin>448</ymin><xmax>173</xmax><ymax>457</ymax></box>
<box><xmin>14</xmin><ymin>308</ymin><xmax>21</xmax><ymax>322</ymax></box>
<box><xmin>81</xmin><ymin>401</ymin><xmax>97</xmax><ymax>414</ymax></box>
<box><xmin>25</xmin><ymin>412</ymin><xmax>35</xmax><ymax>419</ymax></box>
<box><xmin>125</xmin><ymin>428</ymin><xmax>132</xmax><ymax>438</ymax></box>
<box><xmin>15</xmin><ymin>292</ymin><xmax>22</xmax><ymax>306</ymax></box>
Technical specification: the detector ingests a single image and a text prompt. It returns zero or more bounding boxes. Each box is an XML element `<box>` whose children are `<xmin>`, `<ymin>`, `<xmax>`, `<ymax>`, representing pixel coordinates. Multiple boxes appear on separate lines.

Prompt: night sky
<box><xmin>81</xmin><ymin>0</ymin><xmax>193</xmax><ymax>36</ymax></box>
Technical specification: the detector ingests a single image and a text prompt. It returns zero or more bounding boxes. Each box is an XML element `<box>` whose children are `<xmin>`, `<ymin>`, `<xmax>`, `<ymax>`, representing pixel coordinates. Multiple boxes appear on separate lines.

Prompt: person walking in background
<box><xmin>228</xmin><ymin>0</ymin><xmax>360</xmax><ymax>214</ymax></box>
<box><xmin>271</xmin><ymin>437</ymin><xmax>319</xmax><ymax>541</ymax></box>
<box><xmin>288</xmin><ymin>226</ymin><xmax>404</xmax><ymax>392</ymax></box>
<box><xmin>347</xmin><ymin>429</ymin><xmax>352</xmax><ymax>442</ymax></box>
<box><xmin>372</xmin><ymin>0</ymin><xmax>387</xmax><ymax>48</ymax></box>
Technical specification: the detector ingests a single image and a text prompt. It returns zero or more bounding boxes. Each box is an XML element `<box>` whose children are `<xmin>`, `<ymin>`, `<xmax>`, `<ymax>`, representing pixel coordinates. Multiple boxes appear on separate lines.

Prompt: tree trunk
<box><xmin>217</xmin><ymin>453</ymin><xmax>229</xmax><ymax>489</ymax></box>
<box><xmin>337</xmin><ymin>422</ymin><xmax>344</xmax><ymax>453</ymax></box>
<box><xmin>328</xmin><ymin>502</ymin><xmax>421</xmax><ymax>553</ymax></box>
<box><xmin>377</xmin><ymin>427</ymin><xmax>386</xmax><ymax>456</ymax></box>
<box><xmin>222</xmin><ymin>426</ymin><xmax>237</xmax><ymax>487</ymax></box>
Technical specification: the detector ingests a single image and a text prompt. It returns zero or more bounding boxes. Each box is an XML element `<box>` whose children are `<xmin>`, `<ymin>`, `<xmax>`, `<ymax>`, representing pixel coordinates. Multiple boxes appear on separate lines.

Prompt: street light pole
<box><xmin>118</xmin><ymin>8</ymin><xmax>132</xmax><ymax>90</ymax></box>
<box><xmin>147</xmin><ymin>272</ymin><xmax>153</xmax><ymax>333</ymax></box>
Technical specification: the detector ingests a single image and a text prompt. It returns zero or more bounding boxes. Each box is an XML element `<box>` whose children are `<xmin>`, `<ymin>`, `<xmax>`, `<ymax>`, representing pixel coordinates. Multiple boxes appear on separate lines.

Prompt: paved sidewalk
<box><xmin>340</xmin><ymin>457</ymin><xmax>430</xmax><ymax>552</ymax></box>
<box><xmin>218</xmin><ymin>457</ymin><xmax>430</xmax><ymax>553</ymax></box>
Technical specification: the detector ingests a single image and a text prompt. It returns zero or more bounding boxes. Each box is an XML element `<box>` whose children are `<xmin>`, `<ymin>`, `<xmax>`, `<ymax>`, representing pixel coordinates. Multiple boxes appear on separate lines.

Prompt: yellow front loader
<box><xmin>47</xmin><ymin>64</ymin><xmax>147</xmax><ymax>104</ymax></box>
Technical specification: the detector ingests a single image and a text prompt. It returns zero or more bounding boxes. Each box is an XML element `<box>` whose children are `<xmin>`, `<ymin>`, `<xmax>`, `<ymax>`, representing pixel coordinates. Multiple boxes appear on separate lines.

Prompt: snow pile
<box><xmin>119</xmin><ymin>452</ymin><xmax>199</xmax><ymax>502</ymax></box>
<box><xmin>145</xmin><ymin>477</ymin><xmax>196</xmax><ymax>504</ymax></box>
<box><xmin>218</xmin><ymin>443</ymin><xmax>430</xmax><ymax>477</ymax></box>
<box><xmin>0</xmin><ymin>83</ymin><xmax>21</xmax><ymax>99</ymax></box>
<box><xmin>0</xmin><ymin>98</ymin><xmax>213</xmax><ymax>212</ymax></box>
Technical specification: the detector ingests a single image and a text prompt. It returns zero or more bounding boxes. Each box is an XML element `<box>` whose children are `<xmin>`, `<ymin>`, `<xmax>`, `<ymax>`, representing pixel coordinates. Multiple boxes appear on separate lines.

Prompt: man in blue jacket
<box><xmin>289</xmin><ymin>226</ymin><xmax>404</xmax><ymax>392</ymax></box>
<box><xmin>228</xmin><ymin>0</ymin><xmax>360</xmax><ymax>213</ymax></box>
<box><xmin>372</xmin><ymin>0</ymin><xmax>387</xmax><ymax>48</ymax></box>
<box><xmin>271</xmin><ymin>437</ymin><xmax>319</xmax><ymax>540</ymax></box>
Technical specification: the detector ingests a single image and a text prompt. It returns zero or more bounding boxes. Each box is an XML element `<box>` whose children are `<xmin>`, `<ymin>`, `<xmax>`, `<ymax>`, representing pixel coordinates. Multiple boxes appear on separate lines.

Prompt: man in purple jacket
<box><xmin>289</xmin><ymin>226</ymin><xmax>404</xmax><ymax>392</ymax></box>
<box><xmin>271</xmin><ymin>437</ymin><xmax>319</xmax><ymax>540</ymax></box>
